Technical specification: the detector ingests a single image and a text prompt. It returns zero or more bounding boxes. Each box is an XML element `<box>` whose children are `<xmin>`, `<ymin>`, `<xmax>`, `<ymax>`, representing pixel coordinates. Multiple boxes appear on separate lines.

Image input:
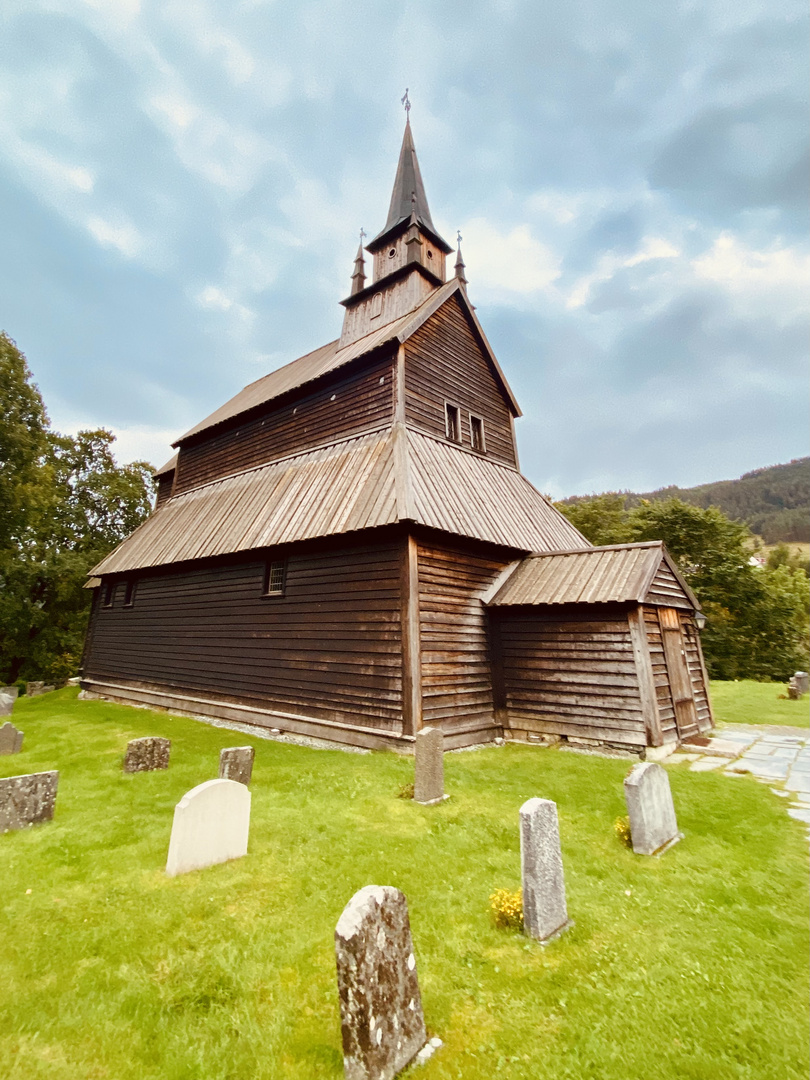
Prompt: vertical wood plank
<box><xmin>400</xmin><ymin>533</ymin><xmax>423</xmax><ymax>735</ymax></box>
<box><xmin>627</xmin><ymin>605</ymin><xmax>663</xmax><ymax>746</ymax></box>
<box><xmin>395</xmin><ymin>343</ymin><xmax>406</xmax><ymax>423</ymax></box>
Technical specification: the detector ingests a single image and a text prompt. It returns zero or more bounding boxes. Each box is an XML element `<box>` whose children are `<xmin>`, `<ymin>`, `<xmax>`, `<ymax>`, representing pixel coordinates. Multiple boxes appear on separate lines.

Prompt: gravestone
<box><xmin>335</xmin><ymin>885</ymin><xmax>427</xmax><ymax>1080</ymax></box>
<box><xmin>123</xmin><ymin>737</ymin><xmax>171</xmax><ymax>773</ymax></box>
<box><xmin>165</xmin><ymin>778</ymin><xmax>250</xmax><ymax>876</ymax></box>
<box><xmin>788</xmin><ymin>671</ymin><xmax>809</xmax><ymax>699</ymax></box>
<box><xmin>414</xmin><ymin>726</ymin><xmax>444</xmax><ymax>805</ymax></box>
<box><xmin>1</xmin><ymin>686</ymin><xmax>19</xmax><ymax>700</ymax></box>
<box><xmin>25</xmin><ymin>682</ymin><xmax>55</xmax><ymax>697</ymax></box>
<box><xmin>219</xmin><ymin>746</ymin><xmax>254</xmax><ymax>786</ymax></box>
<box><xmin>0</xmin><ymin>721</ymin><xmax>24</xmax><ymax>754</ymax></box>
<box><xmin>0</xmin><ymin>771</ymin><xmax>59</xmax><ymax>833</ymax></box>
<box><xmin>519</xmin><ymin>797</ymin><xmax>570</xmax><ymax>942</ymax></box>
<box><xmin>624</xmin><ymin>762</ymin><xmax>681</xmax><ymax>855</ymax></box>
<box><xmin>0</xmin><ymin>694</ymin><xmax>14</xmax><ymax>718</ymax></box>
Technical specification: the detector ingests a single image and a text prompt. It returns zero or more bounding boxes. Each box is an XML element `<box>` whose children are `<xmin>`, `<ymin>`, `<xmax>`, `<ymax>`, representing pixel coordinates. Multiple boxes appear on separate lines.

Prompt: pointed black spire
<box><xmin>368</xmin><ymin>119</ymin><xmax>452</xmax><ymax>254</ymax></box>
<box><xmin>454</xmin><ymin>230</ymin><xmax>468</xmax><ymax>285</ymax></box>
<box><xmin>350</xmin><ymin>230</ymin><xmax>366</xmax><ymax>295</ymax></box>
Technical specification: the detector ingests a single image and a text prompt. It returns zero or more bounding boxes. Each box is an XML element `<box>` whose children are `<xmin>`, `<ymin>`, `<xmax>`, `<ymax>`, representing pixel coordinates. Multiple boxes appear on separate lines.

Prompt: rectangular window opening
<box><xmin>103</xmin><ymin>581</ymin><xmax>116</xmax><ymax>608</ymax></box>
<box><xmin>263</xmin><ymin>560</ymin><xmax>286</xmax><ymax>597</ymax></box>
<box><xmin>445</xmin><ymin>402</ymin><xmax>461</xmax><ymax>443</ymax></box>
<box><xmin>470</xmin><ymin>414</ymin><xmax>485</xmax><ymax>453</ymax></box>
<box><xmin>123</xmin><ymin>579</ymin><xmax>137</xmax><ymax>607</ymax></box>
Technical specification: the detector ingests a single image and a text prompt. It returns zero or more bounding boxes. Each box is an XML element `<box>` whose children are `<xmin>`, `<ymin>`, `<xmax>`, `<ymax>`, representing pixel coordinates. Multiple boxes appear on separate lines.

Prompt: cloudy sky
<box><xmin>1</xmin><ymin>0</ymin><xmax>807</xmax><ymax>497</ymax></box>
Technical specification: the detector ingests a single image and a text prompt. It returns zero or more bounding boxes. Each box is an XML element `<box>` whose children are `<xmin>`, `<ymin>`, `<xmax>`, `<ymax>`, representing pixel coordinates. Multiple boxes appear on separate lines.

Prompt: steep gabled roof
<box><xmin>91</xmin><ymin>426</ymin><xmax>588</xmax><ymax>575</ymax></box>
<box><xmin>175</xmin><ymin>279</ymin><xmax>520</xmax><ymax>446</ymax></box>
<box><xmin>486</xmin><ymin>541</ymin><xmax>700</xmax><ymax>609</ymax></box>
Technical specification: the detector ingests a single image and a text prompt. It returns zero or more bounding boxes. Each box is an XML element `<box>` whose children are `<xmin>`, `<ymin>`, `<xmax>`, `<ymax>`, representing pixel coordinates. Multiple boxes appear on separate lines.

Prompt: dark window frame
<box><xmin>262</xmin><ymin>559</ymin><xmax>287</xmax><ymax>598</ymax></box>
<box><xmin>469</xmin><ymin>414</ymin><xmax>486</xmax><ymax>453</ymax></box>
<box><xmin>444</xmin><ymin>401</ymin><xmax>462</xmax><ymax>443</ymax></box>
<box><xmin>123</xmin><ymin>579</ymin><xmax>137</xmax><ymax>608</ymax></box>
<box><xmin>103</xmin><ymin>581</ymin><xmax>116</xmax><ymax>608</ymax></box>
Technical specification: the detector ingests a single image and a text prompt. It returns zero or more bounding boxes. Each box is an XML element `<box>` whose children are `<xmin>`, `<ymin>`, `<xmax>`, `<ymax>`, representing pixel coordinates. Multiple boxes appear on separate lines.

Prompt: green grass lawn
<box><xmin>710</xmin><ymin>680</ymin><xmax>810</xmax><ymax>727</ymax></box>
<box><xmin>1</xmin><ymin>689</ymin><xmax>808</xmax><ymax>1080</ymax></box>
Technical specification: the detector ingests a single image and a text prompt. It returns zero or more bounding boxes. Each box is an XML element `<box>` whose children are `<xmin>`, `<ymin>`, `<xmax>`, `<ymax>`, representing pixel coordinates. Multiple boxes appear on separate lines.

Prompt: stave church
<box><xmin>81</xmin><ymin>118</ymin><xmax>712</xmax><ymax>755</ymax></box>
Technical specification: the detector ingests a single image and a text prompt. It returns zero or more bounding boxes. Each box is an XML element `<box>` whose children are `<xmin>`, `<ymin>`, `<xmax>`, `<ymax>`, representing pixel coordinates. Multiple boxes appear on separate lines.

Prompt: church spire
<box><xmin>454</xmin><ymin>231</ymin><xmax>468</xmax><ymax>285</ymax></box>
<box><xmin>367</xmin><ymin>117</ymin><xmax>452</xmax><ymax>255</ymax></box>
<box><xmin>350</xmin><ymin>230</ymin><xmax>366</xmax><ymax>295</ymax></box>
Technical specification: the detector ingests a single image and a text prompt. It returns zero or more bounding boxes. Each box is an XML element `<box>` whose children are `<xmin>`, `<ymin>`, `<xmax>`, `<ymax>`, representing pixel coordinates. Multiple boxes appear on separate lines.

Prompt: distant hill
<box><xmin>561</xmin><ymin>458</ymin><xmax>810</xmax><ymax>543</ymax></box>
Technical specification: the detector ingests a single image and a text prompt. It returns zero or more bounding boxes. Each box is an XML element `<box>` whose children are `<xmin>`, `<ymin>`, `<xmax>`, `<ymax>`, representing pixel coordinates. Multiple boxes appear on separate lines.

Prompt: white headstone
<box><xmin>520</xmin><ymin>797</ymin><xmax>570</xmax><ymax>942</ymax></box>
<box><xmin>335</xmin><ymin>885</ymin><xmax>427</xmax><ymax>1080</ymax></box>
<box><xmin>165</xmin><ymin>778</ymin><xmax>250</xmax><ymax>877</ymax></box>
<box><xmin>624</xmin><ymin>762</ymin><xmax>681</xmax><ymax>855</ymax></box>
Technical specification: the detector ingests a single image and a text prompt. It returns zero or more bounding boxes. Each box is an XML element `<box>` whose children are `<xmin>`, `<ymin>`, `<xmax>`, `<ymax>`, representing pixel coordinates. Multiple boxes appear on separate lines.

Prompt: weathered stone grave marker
<box><xmin>123</xmin><ymin>736</ymin><xmax>171</xmax><ymax>773</ymax></box>
<box><xmin>0</xmin><ymin>771</ymin><xmax>59</xmax><ymax>833</ymax></box>
<box><xmin>335</xmin><ymin>885</ymin><xmax>428</xmax><ymax>1080</ymax></box>
<box><xmin>520</xmin><ymin>797</ymin><xmax>571</xmax><ymax>942</ymax></box>
<box><xmin>219</xmin><ymin>745</ymin><xmax>254</xmax><ymax>786</ymax></box>
<box><xmin>0</xmin><ymin>721</ymin><xmax>24</xmax><ymax>754</ymax></box>
<box><xmin>26</xmin><ymin>682</ymin><xmax>55</xmax><ymax>697</ymax></box>
<box><xmin>414</xmin><ymin>726</ymin><xmax>444</xmax><ymax>805</ymax></box>
<box><xmin>165</xmin><ymin>778</ymin><xmax>250</xmax><ymax>877</ymax></box>
<box><xmin>624</xmin><ymin>761</ymin><xmax>682</xmax><ymax>855</ymax></box>
<box><xmin>788</xmin><ymin>671</ymin><xmax>809</xmax><ymax>699</ymax></box>
<box><xmin>0</xmin><ymin>686</ymin><xmax>19</xmax><ymax>700</ymax></box>
<box><xmin>0</xmin><ymin>694</ymin><xmax>15</xmax><ymax>719</ymax></box>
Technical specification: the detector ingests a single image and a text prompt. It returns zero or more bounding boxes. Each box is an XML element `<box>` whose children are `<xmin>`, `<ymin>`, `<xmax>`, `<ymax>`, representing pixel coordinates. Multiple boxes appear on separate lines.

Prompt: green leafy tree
<box><xmin>554</xmin><ymin>493</ymin><xmax>632</xmax><ymax>546</ymax></box>
<box><xmin>0</xmin><ymin>335</ymin><xmax>155</xmax><ymax>685</ymax></box>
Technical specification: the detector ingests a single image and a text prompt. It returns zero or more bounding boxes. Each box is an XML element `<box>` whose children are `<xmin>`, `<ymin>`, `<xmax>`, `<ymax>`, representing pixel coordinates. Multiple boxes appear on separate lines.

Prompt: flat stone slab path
<box><xmin>662</xmin><ymin>725</ymin><xmax>810</xmax><ymax>832</ymax></box>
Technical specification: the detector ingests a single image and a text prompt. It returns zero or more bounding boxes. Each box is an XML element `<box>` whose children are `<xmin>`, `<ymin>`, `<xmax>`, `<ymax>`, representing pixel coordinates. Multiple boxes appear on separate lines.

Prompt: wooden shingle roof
<box><xmin>487</xmin><ymin>542</ymin><xmax>699</xmax><ymax>609</ymax></box>
<box><xmin>91</xmin><ymin>426</ymin><xmax>587</xmax><ymax>575</ymax></box>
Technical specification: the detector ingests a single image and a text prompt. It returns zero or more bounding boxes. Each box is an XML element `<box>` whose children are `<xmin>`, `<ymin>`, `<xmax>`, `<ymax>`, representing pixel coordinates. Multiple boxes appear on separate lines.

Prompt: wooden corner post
<box><xmin>627</xmin><ymin>606</ymin><xmax>663</xmax><ymax>747</ymax></box>
<box><xmin>400</xmin><ymin>533</ymin><xmax>423</xmax><ymax>736</ymax></box>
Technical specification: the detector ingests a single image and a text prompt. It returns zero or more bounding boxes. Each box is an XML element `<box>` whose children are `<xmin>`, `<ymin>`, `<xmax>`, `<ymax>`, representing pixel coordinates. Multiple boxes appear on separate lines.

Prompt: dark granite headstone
<box><xmin>0</xmin><ymin>771</ymin><xmax>59</xmax><ymax>833</ymax></box>
<box><xmin>0</xmin><ymin>721</ymin><xmax>24</xmax><ymax>754</ymax></box>
<box><xmin>335</xmin><ymin>885</ymin><xmax>427</xmax><ymax>1080</ymax></box>
<box><xmin>414</xmin><ymin>727</ymin><xmax>444</xmax><ymax>805</ymax></box>
<box><xmin>123</xmin><ymin>737</ymin><xmax>171</xmax><ymax>773</ymax></box>
<box><xmin>218</xmin><ymin>746</ymin><xmax>255</xmax><ymax>786</ymax></box>
<box><xmin>520</xmin><ymin>797</ymin><xmax>571</xmax><ymax>942</ymax></box>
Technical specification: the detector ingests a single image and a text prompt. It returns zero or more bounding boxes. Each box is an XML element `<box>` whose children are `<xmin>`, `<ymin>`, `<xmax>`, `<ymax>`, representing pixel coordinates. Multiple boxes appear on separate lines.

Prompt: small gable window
<box><xmin>263</xmin><ymin>559</ymin><xmax>286</xmax><ymax>597</ymax></box>
<box><xmin>470</xmin><ymin>415</ymin><xmax>485</xmax><ymax>453</ymax></box>
<box><xmin>370</xmin><ymin>293</ymin><xmax>383</xmax><ymax>319</ymax></box>
<box><xmin>123</xmin><ymin>579</ymin><xmax>137</xmax><ymax>608</ymax></box>
<box><xmin>103</xmin><ymin>581</ymin><xmax>116</xmax><ymax>608</ymax></box>
<box><xmin>445</xmin><ymin>403</ymin><xmax>461</xmax><ymax>443</ymax></box>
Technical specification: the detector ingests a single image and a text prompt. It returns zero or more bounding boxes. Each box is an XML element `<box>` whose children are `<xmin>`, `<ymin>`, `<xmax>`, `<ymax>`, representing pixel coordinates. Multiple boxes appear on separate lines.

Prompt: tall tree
<box><xmin>0</xmin><ymin>335</ymin><xmax>155</xmax><ymax>685</ymax></box>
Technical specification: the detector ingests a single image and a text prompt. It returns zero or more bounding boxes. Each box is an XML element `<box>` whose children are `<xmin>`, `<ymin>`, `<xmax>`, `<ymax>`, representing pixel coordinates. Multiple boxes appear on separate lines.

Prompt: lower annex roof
<box><xmin>91</xmin><ymin>426</ymin><xmax>588</xmax><ymax>575</ymax></box>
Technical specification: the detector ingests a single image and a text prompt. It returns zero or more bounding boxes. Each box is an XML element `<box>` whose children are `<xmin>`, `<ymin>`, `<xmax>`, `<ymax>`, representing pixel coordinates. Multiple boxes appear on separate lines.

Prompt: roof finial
<box><xmin>401</xmin><ymin>87</ymin><xmax>411</xmax><ymax>118</ymax></box>
<box><xmin>454</xmin><ymin>230</ymin><xmax>468</xmax><ymax>285</ymax></box>
<box><xmin>351</xmin><ymin>230</ymin><xmax>367</xmax><ymax>295</ymax></box>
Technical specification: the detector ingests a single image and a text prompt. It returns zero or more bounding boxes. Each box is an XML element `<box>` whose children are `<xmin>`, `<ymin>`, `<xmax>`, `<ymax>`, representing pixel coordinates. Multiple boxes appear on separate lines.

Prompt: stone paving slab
<box><xmin>785</xmin><ymin>773</ymin><xmax>810</xmax><ymax>793</ymax></box>
<box><xmin>788</xmin><ymin>808</ymin><xmax>810</xmax><ymax>824</ymax></box>
<box><xmin>689</xmin><ymin>758</ymin><xmax>727</xmax><ymax>772</ymax></box>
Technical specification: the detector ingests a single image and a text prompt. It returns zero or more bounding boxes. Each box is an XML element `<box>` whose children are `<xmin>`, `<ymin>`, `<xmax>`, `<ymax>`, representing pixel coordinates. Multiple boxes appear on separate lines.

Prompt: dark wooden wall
<box><xmin>646</xmin><ymin>561</ymin><xmax>692</xmax><ymax>609</ymax></box>
<box><xmin>84</xmin><ymin>538</ymin><xmax>404</xmax><ymax>732</ymax></box>
<box><xmin>416</xmin><ymin>536</ymin><xmax>511</xmax><ymax>740</ymax></box>
<box><xmin>494</xmin><ymin>605</ymin><xmax>648</xmax><ymax>749</ymax></box>
<box><xmin>174</xmin><ymin>352</ymin><xmax>395</xmax><ymax>494</ymax></box>
<box><xmin>155</xmin><ymin>472</ymin><xmax>174</xmax><ymax>508</ymax></box>
<box><xmin>403</xmin><ymin>295</ymin><xmax>518</xmax><ymax>467</ymax></box>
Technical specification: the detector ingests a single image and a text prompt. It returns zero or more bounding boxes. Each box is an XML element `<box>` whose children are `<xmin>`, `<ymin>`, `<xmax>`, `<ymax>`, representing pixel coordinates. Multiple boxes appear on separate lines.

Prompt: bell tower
<box><xmin>339</xmin><ymin>117</ymin><xmax>453</xmax><ymax>348</ymax></box>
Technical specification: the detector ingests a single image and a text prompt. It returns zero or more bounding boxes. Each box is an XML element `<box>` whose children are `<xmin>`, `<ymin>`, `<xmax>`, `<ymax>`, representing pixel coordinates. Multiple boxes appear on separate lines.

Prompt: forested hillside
<box><xmin>560</xmin><ymin>458</ymin><xmax>809</xmax><ymax>542</ymax></box>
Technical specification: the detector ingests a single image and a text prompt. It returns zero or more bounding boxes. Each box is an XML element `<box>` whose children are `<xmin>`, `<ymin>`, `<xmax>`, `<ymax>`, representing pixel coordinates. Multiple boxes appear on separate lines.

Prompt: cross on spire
<box><xmin>401</xmin><ymin>88</ymin><xmax>411</xmax><ymax>117</ymax></box>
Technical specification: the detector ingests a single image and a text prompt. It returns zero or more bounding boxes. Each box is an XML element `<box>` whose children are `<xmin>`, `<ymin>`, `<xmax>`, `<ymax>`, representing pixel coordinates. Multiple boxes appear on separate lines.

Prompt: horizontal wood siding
<box><xmin>155</xmin><ymin>473</ymin><xmax>174</xmax><ymax>508</ymax></box>
<box><xmin>498</xmin><ymin>608</ymin><xmax>647</xmax><ymax>748</ymax></box>
<box><xmin>681</xmin><ymin>615</ymin><xmax>712</xmax><ymax>732</ymax></box>
<box><xmin>84</xmin><ymin>540</ymin><xmax>404</xmax><ymax>731</ymax></box>
<box><xmin>404</xmin><ymin>294</ymin><xmax>517</xmax><ymax>467</ymax></box>
<box><xmin>646</xmin><ymin>562</ymin><xmax>692</xmax><ymax>608</ymax></box>
<box><xmin>642</xmin><ymin>606</ymin><xmax>677</xmax><ymax>742</ymax></box>
<box><xmin>417</xmin><ymin>539</ymin><xmax>510</xmax><ymax>735</ymax></box>
<box><xmin>175</xmin><ymin>353</ymin><xmax>395</xmax><ymax>493</ymax></box>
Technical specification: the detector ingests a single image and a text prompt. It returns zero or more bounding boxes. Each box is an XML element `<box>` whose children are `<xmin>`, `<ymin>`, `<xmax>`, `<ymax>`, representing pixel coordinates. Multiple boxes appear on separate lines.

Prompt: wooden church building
<box><xmin>81</xmin><ymin>121</ymin><xmax>712</xmax><ymax>755</ymax></box>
